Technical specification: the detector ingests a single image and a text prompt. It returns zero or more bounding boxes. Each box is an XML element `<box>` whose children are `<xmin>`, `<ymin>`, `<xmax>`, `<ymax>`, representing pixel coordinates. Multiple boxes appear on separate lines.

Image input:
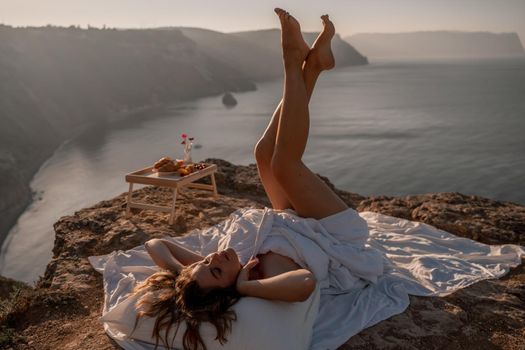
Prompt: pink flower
<box><xmin>181</xmin><ymin>133</ymin><xmax>187</xmax><ymax>138</ymax></box>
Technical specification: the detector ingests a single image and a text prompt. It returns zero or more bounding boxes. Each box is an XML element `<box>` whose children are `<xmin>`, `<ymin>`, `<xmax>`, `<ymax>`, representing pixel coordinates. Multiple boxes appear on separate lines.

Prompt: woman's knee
<box><xmin>254</xmin><ymin>139</ymin><xmax>274</xmax><ymax>164</ymax></box>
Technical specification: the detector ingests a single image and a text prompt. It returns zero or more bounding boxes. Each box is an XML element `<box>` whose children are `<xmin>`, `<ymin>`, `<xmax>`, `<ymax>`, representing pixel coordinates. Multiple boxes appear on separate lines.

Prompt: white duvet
<box><xmin>89</xmin><ymin>206</ymin><xmax>524</xmax><ymax>350</ymax></box>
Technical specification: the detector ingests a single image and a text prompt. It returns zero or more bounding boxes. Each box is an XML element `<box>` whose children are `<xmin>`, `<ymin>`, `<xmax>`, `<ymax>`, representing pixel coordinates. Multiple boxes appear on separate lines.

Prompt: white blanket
<box><xmin>89</xmin><ymin>207</ymin><xmax>524</xmax><ymax>350</ymax></box>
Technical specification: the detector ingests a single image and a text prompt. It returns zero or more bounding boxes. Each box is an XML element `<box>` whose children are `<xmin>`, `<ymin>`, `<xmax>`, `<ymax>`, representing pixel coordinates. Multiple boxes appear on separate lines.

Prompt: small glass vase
<box><xmin>183</xmin><ymin>140</ymin><xmax>193</xmax><ymax>164</ymax></box>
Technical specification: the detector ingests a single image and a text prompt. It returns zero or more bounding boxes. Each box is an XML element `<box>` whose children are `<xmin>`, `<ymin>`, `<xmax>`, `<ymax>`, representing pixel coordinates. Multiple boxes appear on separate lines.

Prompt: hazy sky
<box><xmin>2</xmin><ymin>0</ymin><xmax>524</xmax><ymax>41</ymax></box>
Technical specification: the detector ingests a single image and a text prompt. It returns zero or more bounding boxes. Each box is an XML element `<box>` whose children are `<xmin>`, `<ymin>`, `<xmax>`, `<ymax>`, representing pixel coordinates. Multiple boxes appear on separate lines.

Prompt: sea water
<box><xmin>2</xmin><ymin>58</ymin><xmax>524</xmax><ymax>283</ymax></box>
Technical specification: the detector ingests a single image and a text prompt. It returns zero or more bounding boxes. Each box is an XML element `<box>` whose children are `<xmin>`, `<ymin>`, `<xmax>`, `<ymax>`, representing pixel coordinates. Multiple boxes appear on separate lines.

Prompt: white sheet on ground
<box><xmin>89</xmin><ymin>207</ymin><xmax>524</xmax><ymax>350</ymax></box>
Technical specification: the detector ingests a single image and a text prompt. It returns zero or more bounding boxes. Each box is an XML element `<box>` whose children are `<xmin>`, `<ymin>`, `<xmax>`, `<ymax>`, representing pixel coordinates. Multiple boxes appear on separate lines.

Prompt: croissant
<box><xmin>154</xmin><ymin>156</ymin><xmax>173</xmax><ymax>169</ymax></box>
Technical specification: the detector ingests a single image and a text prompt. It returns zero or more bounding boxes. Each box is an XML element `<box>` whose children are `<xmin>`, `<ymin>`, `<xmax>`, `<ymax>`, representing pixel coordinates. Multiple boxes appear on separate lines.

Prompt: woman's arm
<box><xmin>144</xmin><ymin>238</ymin><xmax>204</xmax><ymax>273</ymax></box>
<box><xmin>236</xmin><ymin>258</ymin><xmax>316</xmax><ymax>302</ymax></box>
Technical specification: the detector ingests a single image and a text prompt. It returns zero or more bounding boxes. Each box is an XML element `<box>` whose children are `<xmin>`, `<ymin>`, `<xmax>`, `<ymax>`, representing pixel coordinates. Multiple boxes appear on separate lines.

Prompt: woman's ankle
<box><xmin>303</xmin><ymin>59</ymin><xmax>322</xmax><ymax>77</ymax></box>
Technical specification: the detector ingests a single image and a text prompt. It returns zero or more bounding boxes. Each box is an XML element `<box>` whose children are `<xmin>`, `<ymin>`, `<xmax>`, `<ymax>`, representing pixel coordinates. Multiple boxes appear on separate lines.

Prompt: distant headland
<box><xmin>345</xmin><ymin>31</ymin><xmax>525</xmax><ymax>59</ymax></box>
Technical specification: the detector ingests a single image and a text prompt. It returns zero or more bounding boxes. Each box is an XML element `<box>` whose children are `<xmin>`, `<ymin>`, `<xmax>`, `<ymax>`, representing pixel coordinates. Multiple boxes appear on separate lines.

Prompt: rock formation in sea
<box><xmin>222</xmin><ymin>92</ymin><xmax>238</xmax><ymax>107</ymax></box>
<box><xmin>0</xmin><ymin>159</ymin><xmax>523</xmax><ymax>349</ymax></box>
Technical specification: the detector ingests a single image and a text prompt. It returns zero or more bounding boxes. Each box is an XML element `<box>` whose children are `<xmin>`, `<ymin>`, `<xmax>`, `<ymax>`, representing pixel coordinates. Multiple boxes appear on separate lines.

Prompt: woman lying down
<box><xmin>96</xmin><ymin>8</ymin><xmax>525</xmax><ymax>350</ymax></box>
<box><xmin>133</xmin><ymin>8</ymin><xmax>351</xmax><ymax>348</ymax></box>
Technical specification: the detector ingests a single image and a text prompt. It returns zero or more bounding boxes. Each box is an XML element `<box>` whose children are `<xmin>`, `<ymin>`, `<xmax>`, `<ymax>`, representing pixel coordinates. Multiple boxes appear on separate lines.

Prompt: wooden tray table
<box><xmin>125</xmin><ymin>163</ymin><xmax>218</xmax><ymax>224</ymax></box>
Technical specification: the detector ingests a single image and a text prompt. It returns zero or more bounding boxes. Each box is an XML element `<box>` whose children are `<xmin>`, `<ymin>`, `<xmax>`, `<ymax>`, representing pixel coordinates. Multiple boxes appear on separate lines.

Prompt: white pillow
<box><xmin>100</xmin><ymin>284</ymin><xmax>320</xmax><ymax>350</ymax></box>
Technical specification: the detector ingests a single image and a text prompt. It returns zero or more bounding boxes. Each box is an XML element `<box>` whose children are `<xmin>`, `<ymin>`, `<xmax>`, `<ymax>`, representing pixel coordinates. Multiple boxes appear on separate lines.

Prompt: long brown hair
<box><xmin>130</xmin><ymin>265</ymin><xmax>241</xmax><ymax>350</ymax></box>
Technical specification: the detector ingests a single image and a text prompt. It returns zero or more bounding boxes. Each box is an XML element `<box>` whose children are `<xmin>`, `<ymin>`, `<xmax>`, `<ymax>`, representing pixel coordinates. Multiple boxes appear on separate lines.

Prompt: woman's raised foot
<box><xmin>274</xmin><ymin>8</ymin><xmax>310</xmax><ymax>66</ymax></box>
<box><xmin>307</xmin><ymin>14</ymin><xmax>336</xmax><ymax>71</ymax></box>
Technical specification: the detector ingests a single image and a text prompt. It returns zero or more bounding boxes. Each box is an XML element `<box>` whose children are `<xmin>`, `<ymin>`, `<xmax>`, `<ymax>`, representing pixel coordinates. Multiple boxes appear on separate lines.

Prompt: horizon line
<box><xmin>1</xmin><ymin>23</ymin><xmax>523</xmax><ymax>40</ymax></box>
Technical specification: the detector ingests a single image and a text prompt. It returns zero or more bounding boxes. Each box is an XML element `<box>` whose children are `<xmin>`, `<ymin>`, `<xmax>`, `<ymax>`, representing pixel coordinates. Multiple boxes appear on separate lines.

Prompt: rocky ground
<box><xmin>1</xmin><ymin>158</ymin><xmax>523</xmax><ymax>349</ymax></box>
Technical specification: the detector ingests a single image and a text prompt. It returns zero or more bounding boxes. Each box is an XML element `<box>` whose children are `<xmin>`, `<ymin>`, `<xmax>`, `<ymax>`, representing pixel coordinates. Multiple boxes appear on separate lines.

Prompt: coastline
<box><xmin>1</xmin><ymin>101</ymin><xmax>180</xmax><ymax>249</ymax></box>
<box><xmin>0</xmin><ymin>82</ymin><xmax>259</xmax><ymax>251</ymax></box>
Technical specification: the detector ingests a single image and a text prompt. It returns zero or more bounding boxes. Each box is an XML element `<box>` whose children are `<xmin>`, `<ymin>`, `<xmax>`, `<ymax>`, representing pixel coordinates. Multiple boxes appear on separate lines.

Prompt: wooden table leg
<box><xmin>211</xmin><ymin>173</ymin><xmax>218</xmax><ymax>197</ymax></box>
<box><xmin>126</xmin><ymin>183</ymin><xmax>134</xmax><ymax>218</ymax></box>
<box><xmin>169</xmin><ymin>187</ymin><xmax>178</xmax><ymax>224</ymax></box>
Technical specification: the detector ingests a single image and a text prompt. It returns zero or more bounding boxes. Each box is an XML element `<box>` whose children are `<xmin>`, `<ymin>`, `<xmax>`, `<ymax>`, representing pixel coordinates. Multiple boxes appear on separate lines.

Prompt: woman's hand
<box><xmin>236</xmin><ymin>257</ymin><xmax>259</xmax><ymax>295</ymax></box>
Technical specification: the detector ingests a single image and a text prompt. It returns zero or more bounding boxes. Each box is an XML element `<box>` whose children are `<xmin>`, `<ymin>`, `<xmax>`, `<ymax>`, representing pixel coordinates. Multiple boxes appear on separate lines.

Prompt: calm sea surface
<box><xmin>2</xmin><ymin>58</ymin><xmax>525</xmax><ymax>283</ymax></box>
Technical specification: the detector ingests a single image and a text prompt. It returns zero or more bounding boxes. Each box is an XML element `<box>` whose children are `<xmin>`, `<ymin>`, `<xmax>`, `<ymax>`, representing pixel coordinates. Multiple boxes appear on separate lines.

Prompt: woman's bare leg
<box><xmin>271</xmin><ymin>9</ymin><xmax>348</xmax><ymax>220</ymax></box>
<box><xmin>254</xmin><ymin>13</ymin><xmax>336</xmax><ymax>211</ymax></box>
<box><xmin>255</xmin><ymin>57</ymin><xmax>325</xmax><ymax>210</ymax></box>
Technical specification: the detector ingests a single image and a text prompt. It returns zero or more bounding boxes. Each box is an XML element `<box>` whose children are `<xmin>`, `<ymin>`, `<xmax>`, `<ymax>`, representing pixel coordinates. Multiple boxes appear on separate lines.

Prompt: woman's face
<box><xmin>191</xmin><ymin>248</ymin><xmax>242</xmax><ymax>290</ymax></box>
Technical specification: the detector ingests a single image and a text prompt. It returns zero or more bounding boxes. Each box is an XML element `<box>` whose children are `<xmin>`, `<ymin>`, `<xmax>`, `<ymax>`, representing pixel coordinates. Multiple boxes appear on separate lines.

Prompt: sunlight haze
<box><xmin>1</xmin><ymin>0</ymin><xmax>524</xmax><ymax>40</ymax></box>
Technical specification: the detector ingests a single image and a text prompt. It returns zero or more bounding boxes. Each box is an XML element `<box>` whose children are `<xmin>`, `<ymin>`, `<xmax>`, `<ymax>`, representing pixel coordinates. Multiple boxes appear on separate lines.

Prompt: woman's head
<box><xmin>190</xmin><ymin>247</ymin><xmax>242</xmax><ymax>289</ymax></box>
<box><xmin>131</xmin><ymin>249</ymin><xmax>242</xmax><ymax>350</ymax></box>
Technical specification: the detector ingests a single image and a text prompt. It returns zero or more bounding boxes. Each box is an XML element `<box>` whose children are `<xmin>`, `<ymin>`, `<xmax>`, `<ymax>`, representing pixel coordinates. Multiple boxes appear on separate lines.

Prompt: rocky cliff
<box><xmin>229</xmin><ymin>29</ymin><xmax>368</xmax><ymax>79</ymax></box>
<box><xmin>0</xmin><ymin>159</ymin><xmax>523</xmax><ymax>349</ymax></box>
